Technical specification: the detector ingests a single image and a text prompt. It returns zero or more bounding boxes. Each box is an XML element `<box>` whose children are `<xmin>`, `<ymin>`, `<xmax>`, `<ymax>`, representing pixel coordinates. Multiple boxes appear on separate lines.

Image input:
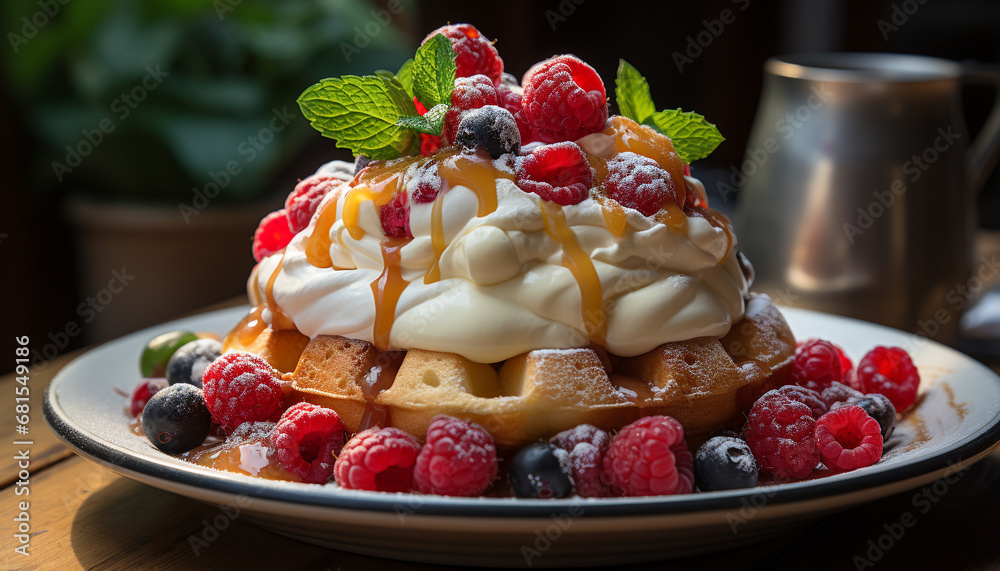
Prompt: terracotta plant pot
<box><xmin>65</xmin><ymin>197</ymin><xmax>277</xmax><ymax>344</ymax></box>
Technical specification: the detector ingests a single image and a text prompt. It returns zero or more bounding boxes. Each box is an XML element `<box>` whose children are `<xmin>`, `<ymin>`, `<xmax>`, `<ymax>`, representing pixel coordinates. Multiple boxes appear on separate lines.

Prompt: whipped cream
<box><xmin>250</xmin><ymin>156</ymin><xmax>750</xmax><ymax>363</ymax></box>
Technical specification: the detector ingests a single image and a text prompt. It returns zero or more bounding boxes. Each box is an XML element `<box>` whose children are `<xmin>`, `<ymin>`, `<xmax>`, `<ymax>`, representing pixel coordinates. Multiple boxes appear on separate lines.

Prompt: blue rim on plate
<box><xmin>43</xmin><ymin>305</ymin><xmax>1000</xmax><ymax>520</ymax></box>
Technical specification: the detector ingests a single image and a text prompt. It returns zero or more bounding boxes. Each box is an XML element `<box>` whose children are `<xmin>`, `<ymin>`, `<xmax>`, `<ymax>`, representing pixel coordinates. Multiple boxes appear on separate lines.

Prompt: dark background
<box><xmin>2</xmin><ymin>0</ymin><xmax>999</xmax><ymax>373</ymax></box>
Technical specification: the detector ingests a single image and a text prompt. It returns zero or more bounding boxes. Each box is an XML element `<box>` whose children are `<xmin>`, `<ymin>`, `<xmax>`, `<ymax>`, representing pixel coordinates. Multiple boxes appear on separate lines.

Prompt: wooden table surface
<box><xmin>4</xmin><ymin>233</ymin><xmax>1000</xmax><ymax>571</ymax></box>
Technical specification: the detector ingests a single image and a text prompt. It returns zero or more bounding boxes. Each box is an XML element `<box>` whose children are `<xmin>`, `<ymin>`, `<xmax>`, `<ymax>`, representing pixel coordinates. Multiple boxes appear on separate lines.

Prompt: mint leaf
<box><xmin>644</xmin><ymin>109</ymin><xmax>725</xmax><ymax>163</ymax></box>
<box><xmin>395</xmin><ymin>58</ymin><xmax>415</xmax><ymax>98</ymax></box>
<box><xmin>412</xmin><ymin>34</ymin><xmax>456</xmax><ymax>108</ymax></box>
<box><xmin>396</xmin><ymin>103</ymin><xmax>448</xmax><ymax>136</ymax></box>
<box><xmin>298</xmin><ymin>75</ymin><xmax>418</xmax><ymax>159</ymax></box>
<box><xmin>616</xmin><ymin>60</ymin><xmax>656</xmax><ymax>123</ymax></box>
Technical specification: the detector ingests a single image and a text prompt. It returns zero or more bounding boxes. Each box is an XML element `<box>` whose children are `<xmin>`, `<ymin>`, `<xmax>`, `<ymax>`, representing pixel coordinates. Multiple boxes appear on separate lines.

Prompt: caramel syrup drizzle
<box><xmin>540</xmin><ymin>201</ymin><xmax>607</xmax><ymax>345</ymax></box>
<box><xmin>370</xmin><ymin>240</ymin><xmax>409</xmax><ymax>351</ymax></box>
<box><xmin>263</xmin><ymin>254</ymin><xmax>295</xmax><ymax>330</ymax></box>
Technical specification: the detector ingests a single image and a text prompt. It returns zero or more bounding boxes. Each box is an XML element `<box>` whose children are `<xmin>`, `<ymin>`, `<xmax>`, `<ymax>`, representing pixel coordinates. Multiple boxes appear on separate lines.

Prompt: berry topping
<box><xmin>334</xmin><ymin>427</ymin><xmax>422</xmax><ymax>492</ymax></box>
<box><xmin>165</xmin><ymin>339</ymin><xmax>223</xmax><ymax>388</ymax></box>
<box><xmin>272</xmin><ymin>402</ymin><xmax>346</xmax><ymax>484</ymax></box>
<box><xmin>130</xmin><ymin>378</ymin><xmax>168</xmax><ymax>418</ymax></box>
<box><xmin>508</xmin><ymin>442</ymin><xmax>573</xmax><ymax>499</ymax></box>
<box><xmin>202</xmin><ymin>352</ymin><xmax>284</xmax><ymax>431</ymax></box>
<box><xmin>742</xmin><ymin>390</ymin><xmax>820</xmax><ymax>480</ymax></box>
<box><xmin>285</xmin><ymin>175</ymin><xmax>340</xmax><ymax>234</ymax></box>
<box><xmin>409</xmin><ymin>161</ymin><xmax>443</xmax><ymax>204</ymax></box>
<box><xmin>142</xmin><ymin>383</ymin><xmax>212</xmax><ymax>453</ymax></box>
<box><xmin>602</xmin><ymin>415</ymin><xmax>694</xmax><ymax>496</ymax></box>
<box><xmin>497</xmin><ymin>84</ymin><xmax>532</xmax><ymax>143</ymax></box>
<box><xmin>515</xmin><ymin>142</ymin><xmax>593</xmax><ymax>205</ymax></box>
<box><xmin>840</xmin><ymin>393</ymin><xmax>897</xmax><ymax>441</ymax></box>
<box><xmin>521</xmin><ymin>55</ymin><xmax>608</xmax><ymax>143</ymax></box>
<box><xmin>443</xmin><ymin>74</ymin><xmax>500</xmax><ymax>143</ymax></box>
<box><xmin>252</xmin><ymin>209</ymin><xmax>295</xmax><ymax>262</ymax></box>
<box><xmin>694</xmin><ymin>436</ymin><xmax>759</xmax><ymax>491</ymax></box>
<box><xmin>550</xmin><ymin>424</ymin><xmax>611</xmax><ymax>498</ymax></box>
<box><xmin>454</xmin><ymin>105</ymin><xmax>521</xmax><ymax>159</ymax></box>
<box><xmin>814</xmin><ymin>405</ymin><xmax>884</xmax><ymax>472</ymax></box>
<box><xmin>603</xmin><ymin>151</ymin><xmax>678</xmax><ymax>216</ymax></box>
<box><xmin>379</xmin><ymin>191</ymin><xmax>411</xmax><ymax>238</ymax></box>
<box><xmin>424</xmin><ymin>24</ymin><xmax>504</xmax><ymax>84</ymax></box>
<box><xmin>790</xmin><ymin>338</ymin><xmax>846</xmax><ymax>392</ymax></box>
<box><xmin>413</xmin><ymin>415</ymin><xmax>498</xmax><ymax>496</ymax></box>
<box><xmin>855</xmin><ymin>347</ymin><xmax>920</xmax><ymax>412</ymax></box>
<box><xmin>140</xmin><ymin>330</ymin><xmax>199</xmax><ymax>377</ymax></box>
<box><xmin>819</xmin><ymin>381</ymin><xmax>864</xmax><ymax>410</ymax></box>
<box><xmin>774</xmin><ymin>384</ymin><xmax>827</xmax><ymax>418</ymax></box>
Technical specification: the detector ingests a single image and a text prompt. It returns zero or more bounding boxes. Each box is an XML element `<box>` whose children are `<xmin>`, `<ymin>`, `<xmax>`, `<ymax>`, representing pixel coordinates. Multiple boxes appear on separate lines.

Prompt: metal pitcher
<box><xmin>737</xmin><ymin>53</ymin><xmax>1000</xmax><ymax>344</ymax></box>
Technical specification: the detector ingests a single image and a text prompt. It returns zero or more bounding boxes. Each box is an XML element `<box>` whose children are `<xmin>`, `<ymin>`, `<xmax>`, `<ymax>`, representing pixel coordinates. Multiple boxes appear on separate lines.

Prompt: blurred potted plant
<box><xmin>3</xmin><ymin>0</ymin><xmax>414</xmax><ymax>341</ymax></box>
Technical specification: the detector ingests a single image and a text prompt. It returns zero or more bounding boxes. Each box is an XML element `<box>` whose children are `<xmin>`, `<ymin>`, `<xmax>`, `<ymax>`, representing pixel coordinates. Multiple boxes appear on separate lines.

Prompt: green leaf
<box><xmin>297</xmin><ymin>75</ymin><xmax>418</xmax><ymax>159</ymax></box>
<box><xmin>644</xmin><ymin>109</ymin><xmax>725</xmax><ymax>163</ymax></box>
<box><xmin>396</xmin><ymin>103</ymin><xmax>448</xmax><ymax>136</ymax></box>
<box><xmin>615</xmin><ymin>60</ymin><xmax>656</xmax><ymax>123</ymax></box>
<box><xmin>412</xmin><ymin>34</ymin><xmax>456</xmax><ymax>108</ymax></box>
<box><xmin>395</xmin><ymin>58</ymin><xmax>415</xmax><ymax>98</ymax></box>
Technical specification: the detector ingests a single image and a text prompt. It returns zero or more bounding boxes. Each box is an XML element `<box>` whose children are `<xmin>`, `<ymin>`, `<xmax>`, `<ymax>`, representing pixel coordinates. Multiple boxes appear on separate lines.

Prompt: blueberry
<box><xmin>140</xmin><ymin>330</ymin><xmax>200</xmax><ymax>377</ymax></box>
<box><xmin>694</xmin><ymin>436</ymin><xmax>759</xmax><ymax>491</ymax></box>
<box><xmin>508</xmin><ymin>443</ymin><xmax>572</xmax><ymax>499</ymax></box>
<box><xmin>165</xmin><ymin>339</ymin><xmax>222</xmax><ymax>388</ymax></box>
<box><xmin>142</xmin><ymin>384</ymin><xmax>212</xmax><ymax>453</ymax></box>
<box><xmin>847</xmin><ymin>393</ymin><xmax>896</xmax><ymax>440</ymax></box>
<box><xmin>455</xmin><ymin>105</ymin><xmax>521</xmax><ymax>159</ymax></box>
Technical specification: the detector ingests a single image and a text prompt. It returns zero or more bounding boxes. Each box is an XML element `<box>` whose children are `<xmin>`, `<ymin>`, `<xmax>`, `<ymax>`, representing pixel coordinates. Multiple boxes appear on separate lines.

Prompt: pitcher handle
<box><xmin>963</xmin><ymin>61</ymin><xmax>1000</xmax><ymax>195</ymax></box>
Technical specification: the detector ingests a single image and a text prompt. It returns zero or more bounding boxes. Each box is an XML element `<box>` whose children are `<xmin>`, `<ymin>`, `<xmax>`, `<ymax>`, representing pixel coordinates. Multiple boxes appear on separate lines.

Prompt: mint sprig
<box><xmin>297</xmin><ymin>75</ymin><xmax>418</xmax><ymax>159</ymax></box>
<box><xmin>615</xmin><ymin>59</ymin><xmax>725</xmax><ymax>163</ymax></box>
<box><xmin>615</xmin><ymin>60</ymin><xmax>656</xmax><ymax>124</ymax></box>
<box><xmin>396</xmin><ymin>103</ymin><xmax>447</xmax><ymax>136</ymax></box>
<box><xmin>297</xmin><ymin>35</ymin><xmax>458</xmax><ymax>160</ymax></box>
<box><xmin>644</xmin><ymin>108</ymin><xmax>725</xmax><ymax>164</ymax></box>
<box><xmin>412</xmin><ymin>34</ymin><xmax>456</xmax><ymax>109</ymax></box>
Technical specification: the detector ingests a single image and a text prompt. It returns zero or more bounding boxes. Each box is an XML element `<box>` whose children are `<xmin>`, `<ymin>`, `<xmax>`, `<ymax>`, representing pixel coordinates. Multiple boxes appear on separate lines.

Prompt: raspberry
<box><xmin>334</xmin><ymin>427</ymin><xmax>422</xmax><ymax>492</ymax></box>
<box><xmin>130</xmin><ymin>378</ymin><xmax>168</xmax><ymax>418</ymax></box>
<box><xmin>252</xmin><ymin>209</ymin><xmax>294</xmax><ymax>262</ymax></box>
<box><xmin>379</xmin><ymin>191</ymin><xmax>411</xmax><ymax>238</ymax></box>
<box><xmin>774</xmin><ymin>384</ymin><xmax>827</xmax><ymax>418</ymax></box>
<box><xmin>414</xmin><ymin>97</ymin><xmax>442</xmax><ymax>156</ymax></box>
<box><xmin>413</xmin><ymin>416</ymin><xmax>497</xmax><ymax>496</ymax></box>
<box><xmin>791</xmin><ymin>339</ymin><xmax>845</xmax><ymax>392</ymax></box>
<box><xmin>443</xmin><ymin>74</ymin><xmax>499</xmax><ymax>143</ymax></box>
<box><xmin>797</xmin><ymin>338</ymin><xmax>853</xmax><ymax>374</ymax></box>
<box><xmin>420</xmin><ymin>134</ymin><xmax>441</xmax><ymax>156</ymax></box>
<box><xmin>498</xmin><ymin>84</ymin><xmax>532</xmax><ymax>143</ymax></box>
<box><xmin>814</xmin><ymin>405</ymin><xmax>884</xmax><ymax>472</ymax></box>
<box><xmin>743</xmin><ymin>390</ymin><xmax>820</xmax><ymax>480</ymax></box>
<box><xmin>410</xmin><ymin>161</ymin><xmax>443</xmax><ymax>204</ymax></box>
<box><xmin>550</xmin><ymin>424</ymin><xmax>611</xmax><ymax>497</ymax></box>
<box><xmin>515</xmin><ymin>142</ymin><xmax>593</xmax><ymax>205</ymax></box>
<box><xmin>855</xmin><ymin>347</ymin><xmax>920</xmax><ymax>411</ymax></box>
<box><xmin>202</xmin><ymin>352</ymin><xmax>283</xmax><ymax>431</ymax></box>
<box><xmin>272</xmin><ymin>402</ymin><xmax>345</xmax><ymax>484</ymax></box>
<box><xmin>819</xmin><ymin>381</ymin><xmax>864</xmax><ymax>410</ymax></box>
<box><xmin>602</xmin><ymin>416</ymin><xmax>694</xmax><ymax>497</ymax></box>
<box><xmin>521</xmin><ymin>55</ymin><xmax>608</xmax><ymax>143</ymax></box>
<box><xmin>603</xmin><ymin>152</ymin><xmax>678</xmax><ymax>216</ymax></box>
<box><xmin>424</xmin><ymin>24</ymin><xmax>504</xmax><ymax>84</ymax></box>
<box><xmin>285</xmin><ymin>176</ymin><xmax>339</xmax><ymax>234</ymax></box>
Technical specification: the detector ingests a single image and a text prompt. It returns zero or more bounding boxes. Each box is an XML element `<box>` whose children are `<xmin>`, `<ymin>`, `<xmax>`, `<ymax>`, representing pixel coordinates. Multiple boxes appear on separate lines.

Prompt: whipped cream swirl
<box><xmin>250</xmin><ymin>157</ymin><xmax>749</xmax><ymax>363</ymax></box>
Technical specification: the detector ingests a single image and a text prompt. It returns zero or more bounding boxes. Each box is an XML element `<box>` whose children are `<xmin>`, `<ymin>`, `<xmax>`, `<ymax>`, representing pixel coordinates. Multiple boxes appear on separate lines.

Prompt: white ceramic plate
<box><xmin>44</xmin><ymin>306</ymin><xmax>1000</xmax><ymax>567</ymax></box>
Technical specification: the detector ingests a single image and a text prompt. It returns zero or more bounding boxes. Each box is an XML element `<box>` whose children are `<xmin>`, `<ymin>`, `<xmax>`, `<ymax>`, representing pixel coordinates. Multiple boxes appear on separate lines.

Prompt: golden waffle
<box><xmin>222</xmin><ymin>293</ymin><xmax>795</xmax><ymax>447</ymax></box>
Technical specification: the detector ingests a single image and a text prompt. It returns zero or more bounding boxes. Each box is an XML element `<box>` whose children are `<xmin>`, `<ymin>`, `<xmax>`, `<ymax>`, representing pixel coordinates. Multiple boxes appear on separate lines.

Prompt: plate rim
<box><xmin>43</xmin><ymin>305</ymin><xmax>1000</xmax><ymax>519</ymax></box>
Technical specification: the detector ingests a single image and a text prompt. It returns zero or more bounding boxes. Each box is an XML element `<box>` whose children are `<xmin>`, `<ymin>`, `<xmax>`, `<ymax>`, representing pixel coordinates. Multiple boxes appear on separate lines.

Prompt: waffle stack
<box><xmin>222</xmin><ymin>294</ymin><xmax>794</xmax><ymax>447</ymax></box>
